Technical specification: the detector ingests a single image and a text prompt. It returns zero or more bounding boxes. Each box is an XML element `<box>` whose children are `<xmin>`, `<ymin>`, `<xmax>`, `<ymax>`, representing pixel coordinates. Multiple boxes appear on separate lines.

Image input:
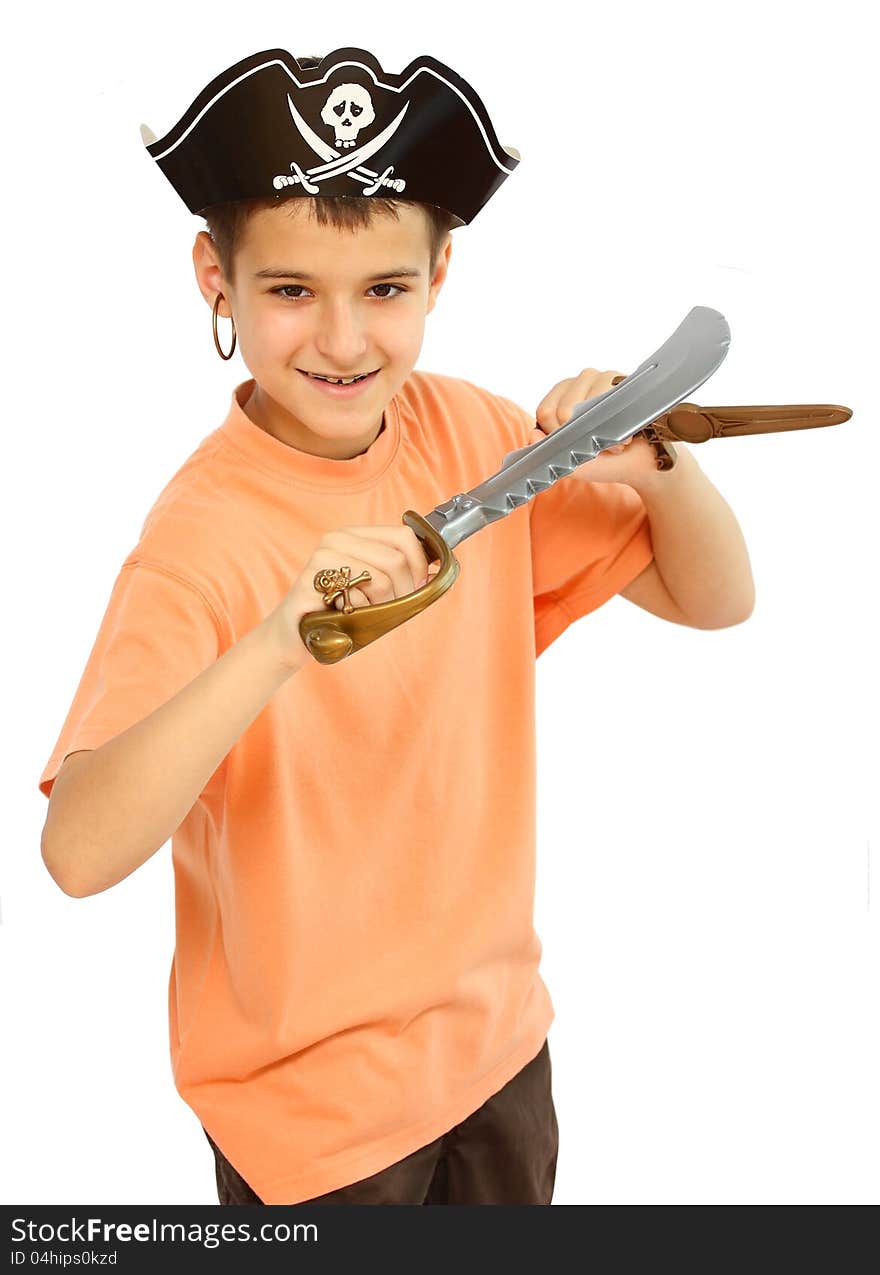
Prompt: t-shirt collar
<box><xmin>219</xmin><ymin>378</ymin><xmax>403</xmax><ymax>491</ymax></box>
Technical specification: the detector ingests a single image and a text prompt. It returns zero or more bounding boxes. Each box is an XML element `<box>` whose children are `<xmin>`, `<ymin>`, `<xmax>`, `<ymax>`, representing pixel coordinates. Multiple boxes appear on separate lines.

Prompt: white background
<box><xmin>3</xmin><ymin>0</ymin><xmax>877</xmax><ymax>1206</ymax></box>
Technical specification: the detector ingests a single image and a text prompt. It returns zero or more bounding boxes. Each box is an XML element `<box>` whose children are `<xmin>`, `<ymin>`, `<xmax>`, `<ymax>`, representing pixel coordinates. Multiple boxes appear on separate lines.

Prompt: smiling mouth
<box><xmin>298</xmin><ymin>369</ymin><xmax>379</xmax><ymax>385</ymax></box>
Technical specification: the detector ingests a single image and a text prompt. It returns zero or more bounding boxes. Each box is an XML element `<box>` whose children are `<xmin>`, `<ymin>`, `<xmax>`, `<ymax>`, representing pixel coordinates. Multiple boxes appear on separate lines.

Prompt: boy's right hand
<box><xmin>265</xmin><ymin>524</ymin><xmax>441</xmax><ymax>671</ymax></box>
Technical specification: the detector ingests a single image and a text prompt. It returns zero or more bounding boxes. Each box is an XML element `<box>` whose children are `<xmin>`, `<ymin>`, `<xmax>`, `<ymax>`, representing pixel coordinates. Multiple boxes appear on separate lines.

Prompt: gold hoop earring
<box><xmin>212</xmin><ymin>292</ymin><xmax>237</xmax><ymax>360</ymax></box>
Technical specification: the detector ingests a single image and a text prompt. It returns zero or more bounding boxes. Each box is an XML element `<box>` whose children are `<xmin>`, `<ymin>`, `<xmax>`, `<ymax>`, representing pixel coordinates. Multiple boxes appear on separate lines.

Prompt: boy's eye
<box><xmin>271</xmin><ymin>283</ymin><xmax>406</xmax><ymax>300</ymax></box>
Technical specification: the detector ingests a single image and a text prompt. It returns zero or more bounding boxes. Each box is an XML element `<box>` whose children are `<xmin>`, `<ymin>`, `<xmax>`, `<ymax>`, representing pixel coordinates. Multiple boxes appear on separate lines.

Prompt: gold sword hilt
<box><xmin>298</xmin><ymin>511</ymin><xmax>459</xmax><ymax>666</ymax></box>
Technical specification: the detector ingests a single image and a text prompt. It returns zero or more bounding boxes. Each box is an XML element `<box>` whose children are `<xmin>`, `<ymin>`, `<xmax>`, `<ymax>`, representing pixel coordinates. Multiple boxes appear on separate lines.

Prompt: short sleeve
<box><xmin>38</xmin><ymin>561</ymin><xmax>221</xmax><ymax>800</ymax></box>
<box><xmin>529</xmin><ymin>475</ymin><xmax>654</xmax><ymax>656</ymax></box>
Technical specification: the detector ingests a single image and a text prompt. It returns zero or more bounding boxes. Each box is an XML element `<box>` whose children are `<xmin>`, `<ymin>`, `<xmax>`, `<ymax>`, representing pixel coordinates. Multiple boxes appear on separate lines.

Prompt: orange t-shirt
<box><xmin>38</xmin><ymin>371</ymin><xmax>653</xmax><ymax>1204</ymax></box>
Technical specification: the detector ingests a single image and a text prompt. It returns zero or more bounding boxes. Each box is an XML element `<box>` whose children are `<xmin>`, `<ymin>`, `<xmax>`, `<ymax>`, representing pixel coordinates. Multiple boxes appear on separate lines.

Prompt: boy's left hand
<box><xmin>529</xmin><ymin>367</ymin><xmax>676</xmax><ymax>489</ymax></box>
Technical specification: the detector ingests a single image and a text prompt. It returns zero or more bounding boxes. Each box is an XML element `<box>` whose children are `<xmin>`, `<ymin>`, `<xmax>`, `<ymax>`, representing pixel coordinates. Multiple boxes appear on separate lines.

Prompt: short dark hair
<box><xmin>200</xmin><ymin>54</ymin><xmax>457</xmax><ymax>290</ymax></box>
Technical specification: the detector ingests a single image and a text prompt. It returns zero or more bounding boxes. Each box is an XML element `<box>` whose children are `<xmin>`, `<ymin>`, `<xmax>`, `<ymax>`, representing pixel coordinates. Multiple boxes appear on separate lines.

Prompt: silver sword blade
<box><xmin>423</xmin><ymin>305</ymin><xmax>731</xmax><ymax>551</ymax></box>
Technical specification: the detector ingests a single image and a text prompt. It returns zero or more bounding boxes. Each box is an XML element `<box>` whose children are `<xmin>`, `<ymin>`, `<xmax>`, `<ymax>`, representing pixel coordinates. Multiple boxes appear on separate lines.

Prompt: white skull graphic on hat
<box><xmin>321</xmin><ymin>84</ymin><xmax>376</xmax><ymax>148</ymax></box>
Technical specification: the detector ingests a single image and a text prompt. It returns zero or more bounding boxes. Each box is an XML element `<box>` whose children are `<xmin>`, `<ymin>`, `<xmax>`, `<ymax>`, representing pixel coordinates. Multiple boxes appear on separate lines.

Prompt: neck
<box><xmin>243</xmin><ymin>382</ymin><xmax>385</xmax><ymax>459</ymax></box>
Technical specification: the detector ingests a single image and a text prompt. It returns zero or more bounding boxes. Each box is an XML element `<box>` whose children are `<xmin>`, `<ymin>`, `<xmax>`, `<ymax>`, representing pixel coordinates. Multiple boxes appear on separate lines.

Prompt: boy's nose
<box><xmin>313</xmin><ymin>305</ymin><xmax>370</xmax><ymax>364</ymax></box>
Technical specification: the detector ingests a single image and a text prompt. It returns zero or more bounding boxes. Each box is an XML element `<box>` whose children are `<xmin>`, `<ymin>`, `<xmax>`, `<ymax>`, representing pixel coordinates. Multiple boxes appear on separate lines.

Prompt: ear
<box><xmin>192</xmin><ymin>231</ymin><xmax>227</xmax><ymax>309</ymax></box>
<box><xmin>426</xmin><ymin>235</ymin><xmax>453</xmax><ymax>314</ymax></box>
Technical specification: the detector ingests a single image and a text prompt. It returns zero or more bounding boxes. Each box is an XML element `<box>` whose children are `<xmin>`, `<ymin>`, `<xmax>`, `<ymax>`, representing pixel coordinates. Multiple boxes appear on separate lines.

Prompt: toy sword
<box><xmin>299</xmin><ymin>305</ymin><xmax>852</xmax><ymax>665</ymax></box>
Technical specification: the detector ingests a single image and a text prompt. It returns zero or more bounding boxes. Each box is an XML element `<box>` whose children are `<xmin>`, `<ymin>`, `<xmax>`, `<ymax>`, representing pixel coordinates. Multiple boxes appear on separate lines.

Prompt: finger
<box><xmin>535</xmin><ymin>376</ymin><xmax>579</xmax><ymax>432</ymax></box>
<box><xmin>324</xmin><ymin>529</ymin><xmax>419</xmax><ymax>598</ymax></box>
<box><xmin>553</xmin><ymin>367</ymin><xmax>607</xmax><ymax>427</ymax></box>
<box><xmin>335</xmin><ymin>524</ymin><xmax>433</xmax><ymax>590</ymax></box>
<box><xmin>536</xmin><ymin>368</ymin><xmax>603</xmax><ymax>430</ymax></box>
<box><xmin>563</xmin><ymin>368</ymin><xmax>629</xmax><ymax>423</ymax></box>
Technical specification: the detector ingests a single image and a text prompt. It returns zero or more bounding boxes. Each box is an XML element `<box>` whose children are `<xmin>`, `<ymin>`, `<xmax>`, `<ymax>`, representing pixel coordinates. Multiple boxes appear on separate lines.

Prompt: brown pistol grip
<box><xmin>297</xmin><ymin>511</ymin><xmax>460</xmax><ymax>666</ymax></box>
<box><xmin>610</xmin><ymin>373</ymin><xmax>678</xmax><ymax>471</ymax></box>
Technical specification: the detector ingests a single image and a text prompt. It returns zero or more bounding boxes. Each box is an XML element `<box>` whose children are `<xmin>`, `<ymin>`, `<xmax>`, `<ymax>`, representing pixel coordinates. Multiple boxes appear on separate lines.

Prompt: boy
<box><xmin>38</xmin><ymin>48</ymin><xmax>755</xmax><ymax>1206</ymax></box>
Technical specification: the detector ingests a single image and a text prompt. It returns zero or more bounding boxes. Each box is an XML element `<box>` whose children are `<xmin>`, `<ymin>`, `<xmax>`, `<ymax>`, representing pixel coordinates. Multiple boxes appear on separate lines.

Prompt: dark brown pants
<box><xmin>204</xmin><ymin>1037</ymin><xmax>558</xmax><ymax>1205</ymax></box>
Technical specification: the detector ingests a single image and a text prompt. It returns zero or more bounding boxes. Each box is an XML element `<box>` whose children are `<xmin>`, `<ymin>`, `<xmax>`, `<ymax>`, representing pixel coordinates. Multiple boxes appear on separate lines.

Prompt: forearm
<box><xmin>41</xmin><ymin>616</ymin><xmax>302</xmax><ymax>898</ymax></box>
<box><xmin>636</xmin><ymin>444</ymin><xmax>756</xmax><ymax>627</ymax></box>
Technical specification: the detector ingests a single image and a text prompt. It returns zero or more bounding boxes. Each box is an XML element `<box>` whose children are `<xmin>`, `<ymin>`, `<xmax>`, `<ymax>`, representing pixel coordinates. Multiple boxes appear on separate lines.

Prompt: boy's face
<box><xmin>193</xmin><ymin>201</ymin><xmax>451</xmax><ymax>460</ymax></box>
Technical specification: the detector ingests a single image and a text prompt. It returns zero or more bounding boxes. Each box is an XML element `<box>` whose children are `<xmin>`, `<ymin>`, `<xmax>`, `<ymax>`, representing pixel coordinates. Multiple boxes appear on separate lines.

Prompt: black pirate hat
<box><xmin>140</xmin><ymin>47</ymin><xmax>521</xmax><ymax>227</ymax></box>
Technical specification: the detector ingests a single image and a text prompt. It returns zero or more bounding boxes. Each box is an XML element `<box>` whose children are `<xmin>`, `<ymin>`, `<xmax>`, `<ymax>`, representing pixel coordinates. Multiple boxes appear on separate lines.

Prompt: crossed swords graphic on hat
<box><xmin>275</xmin><ymin>93</ymin><xmax>409</xmax><ymax>197</ymax></box>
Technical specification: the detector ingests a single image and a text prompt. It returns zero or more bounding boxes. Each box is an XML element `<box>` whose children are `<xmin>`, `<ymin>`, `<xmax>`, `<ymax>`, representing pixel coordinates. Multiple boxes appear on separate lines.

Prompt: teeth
<box><xmin>310</xmin><ymin>372</ymin><xmax>368</xmax><ymax>384</ymax></box>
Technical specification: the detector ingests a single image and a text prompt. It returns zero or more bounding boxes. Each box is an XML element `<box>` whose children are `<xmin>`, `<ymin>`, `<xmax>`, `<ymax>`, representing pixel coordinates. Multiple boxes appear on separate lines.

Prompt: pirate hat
<box><xmin>140</xmin><ymin>47</ymin><xmax>521</xmax><ymax>227</ymax></box>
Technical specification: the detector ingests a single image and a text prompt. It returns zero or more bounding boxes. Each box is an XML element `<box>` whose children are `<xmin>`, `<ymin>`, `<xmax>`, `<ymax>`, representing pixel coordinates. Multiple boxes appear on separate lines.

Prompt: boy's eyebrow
<box><xmin>254</xmin><ymin>267</ymin><xmax>423</xmax><ymax>281</ymax></box>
